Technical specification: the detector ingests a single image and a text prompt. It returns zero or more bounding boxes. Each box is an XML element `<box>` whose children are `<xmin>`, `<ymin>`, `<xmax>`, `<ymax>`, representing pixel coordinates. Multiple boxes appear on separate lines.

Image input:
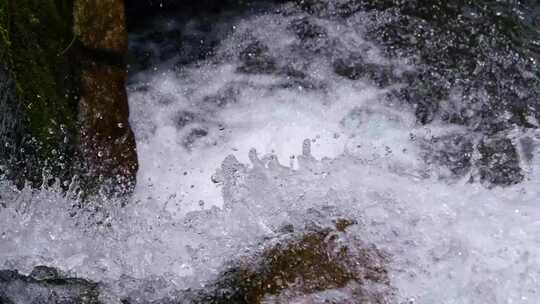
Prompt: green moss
<box><xmin>0</xmin><ymin>1</ymin><xmax>10</xmax><ymax>59</ymax></box>
<box><xmin>1</xmin><ymin>0</ymin><xmax>79</xmax><ymax>184</ymax></box>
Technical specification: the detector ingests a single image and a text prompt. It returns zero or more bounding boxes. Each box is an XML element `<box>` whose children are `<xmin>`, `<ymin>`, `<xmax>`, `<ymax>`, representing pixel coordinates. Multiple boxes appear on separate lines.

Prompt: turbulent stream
<box><xmin>2</xmin><ymin>1</ymin><xmax>540</xmax><ymax>303</ymax></box>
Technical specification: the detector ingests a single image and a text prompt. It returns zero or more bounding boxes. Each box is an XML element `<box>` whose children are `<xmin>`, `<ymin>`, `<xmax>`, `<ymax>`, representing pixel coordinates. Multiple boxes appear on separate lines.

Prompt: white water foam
<box><xmin>1</xmin><ymin>5</ymin><xmax>540</xmax><ymax>304</ymax></box>
<box><xmin>128</xmin><ymin>9</ymin><xmax>421</xmax><ymax>215</ymax></box>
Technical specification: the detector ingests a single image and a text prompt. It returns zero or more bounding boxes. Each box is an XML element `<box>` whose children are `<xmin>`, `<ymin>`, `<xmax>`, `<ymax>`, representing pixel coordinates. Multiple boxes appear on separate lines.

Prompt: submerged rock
<box><xmin>288</xmin><ymin>17</ymin><xmax>327</xmax><ymax>41</ymax></box>
<box><xmin>174</xmin><ymin>111</ymin><xmax>199</xmax><ymax>129</ymax></box>
<box><xmin>28</xmin><ymin>266</ymin><xmax>61</xmax><ymax>281</ymax></box>
<box><xmin>0</xmin><ymin>220</ymin><xmax>393</xmax><ymax>304</ymax></box>
<box><xmin>476</xmin><ymin>136</ymin><xmax>523</xmax><ymax>186</ymax></box>
<box><xmin>360</xmin><ymin>0</ymin><xmax>540</xmax><ymax>131</ymax></box>
<box><xmin>146</xmin><ymin>219</ymin><xmax>394</xmax><ymax>304</ymax></box>
<box><xmin>333</xmin><ymin>55</ymin><xmax>396</xmax><ymax>87</ymax></box>
<box><xmin>396</xmin><ymin>70</ymin><xmax>449</xmax><ymax>125</ymax></box>
<box><xmin>184</xmin><ymin>128</ymin><xmax>209</xmax><ymax>149</ymax></box>
<box><xmin>0</xmin><ymin>266</ymin><xmax>100</xmax><ymax>304</ymax></box>
<box><xmin>202</xmin><ymin>86</ymin><xmax>240</xmax><ymax>109</ymax></box>
<box><xmin>298</xmin><ymin>0</ymin><xmax>539</xmax><ymax>186</ymax></box>
<box><xmin>237</xmin><ymin>41</ymin><xmax>278</xmax><ymax>74</ymax></box>
<box><xmin>295</xmin><ymin>0</ymin><xmax>364</xmax><ymax>18</ymax></box>
<box><xmin>422</xmin><ymin>133</ymin><xmax>474</xmax><ymax>178</ymax></box>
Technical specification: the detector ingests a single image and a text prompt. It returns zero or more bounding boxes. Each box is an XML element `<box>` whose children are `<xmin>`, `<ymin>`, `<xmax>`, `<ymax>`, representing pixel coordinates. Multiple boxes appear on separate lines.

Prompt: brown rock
<box><xmin>74</xmin><ymin>0</ymin><xmax>128</xmax><ymax>53</ymax></box>
<box><xmin>193</xmin><ymin>220</ymin><xmax>395</xmax><ymax>304</ymax></box>
<box><xmin>78</xmin><ymin>63</ymin><xmax>137</xmax><ymax>193</ymax></box>
<box><xmin>73</xmin><ymin>0</ymin><xmax>138</xmax><ymax>194</ymax></box>
<box><xmin>0</xmin><ymin>0</ymin><xmax>138</xmax><ymax>193</ymax></box>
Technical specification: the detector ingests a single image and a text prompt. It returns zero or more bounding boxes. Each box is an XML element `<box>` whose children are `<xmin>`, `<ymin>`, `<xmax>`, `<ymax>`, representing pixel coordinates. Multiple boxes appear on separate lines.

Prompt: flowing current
<box><xmin>1</xmin><ymin>2</ymin><xmax>540</xmax><ymax>303</ymax></box>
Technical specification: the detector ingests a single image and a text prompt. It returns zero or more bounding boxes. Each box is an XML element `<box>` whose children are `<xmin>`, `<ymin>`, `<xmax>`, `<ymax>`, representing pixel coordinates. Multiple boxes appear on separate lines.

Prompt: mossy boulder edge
<box><xmin>0</xmin><ymin>0</ymin><xmax>137</xmax><ymax>195</ymax></box>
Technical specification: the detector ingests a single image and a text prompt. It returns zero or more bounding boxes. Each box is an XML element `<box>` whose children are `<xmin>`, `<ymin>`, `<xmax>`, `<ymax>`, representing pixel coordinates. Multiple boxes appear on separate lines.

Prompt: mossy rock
<box><xmin>0</xmin><ymin>0</ymin><xmax>137</xmax><ymax>193</ymax></box>
<box><xmin>74</xmin><ymin>0</ymin><xmax>127</xmax><ymax>53</ymax></box>
<box><xmin>0</xmin><ymin>0</ymin><xmax>79</xmax><ymax>186</ymax></box>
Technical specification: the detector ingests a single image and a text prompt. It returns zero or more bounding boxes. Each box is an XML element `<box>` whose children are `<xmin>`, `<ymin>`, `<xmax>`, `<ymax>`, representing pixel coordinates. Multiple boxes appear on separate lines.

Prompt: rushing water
<box><xmin>1</xmin><ymin>1</ymin><xmax>540</xmax><ymax>303</ymax></box>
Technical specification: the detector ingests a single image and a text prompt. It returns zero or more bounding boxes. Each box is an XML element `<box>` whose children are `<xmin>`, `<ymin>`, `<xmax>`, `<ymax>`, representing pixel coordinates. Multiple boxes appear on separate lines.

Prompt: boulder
<box><xmin>0</xmin><ymin>0</ymin><xmax>79</xmax><ymax>187</ymax></box>
<box><xmin>476</xmin><ymin>136</ymin><xmax>523</xmax><ymax>186</ymax></box>
<box><xmin>74</xmin><ymin>0</ymin><xmax>138</xmax><ymax>194</ymax></box>
<box><xmin>74</xmin><ymin>0</ymin><xmax>128</xmax><ymax>54</ymax></box>
<box><xmin>0</xmin><ymin>266</ymin><xmax>101</xmax><ymax>304</ymax></box>
<box><xmin>78</xmin><ymin>63</ymin><xmax>138</xmax><ymax>193</ymax></box>
<box><xmin>0</xmin><ymin>0</ymin><xmax>138</xmax><ymax>194</ymax></box>
<box><xmin>421</xmin><ymin>133</ymin><xmax>474</xmax><ymax>178</ymax></box>
<box><xmin>237</xmin><ymin>41</ymin><xmax>278</xmax><ymax>74</ymax></box>
<box><xmin>0</xmin><ymin>220</ymin><xmax>394</xmax><ymax>304</ymax></box>
<box><xmin>150</xmin><ymin>219</ymin><xmax>395</xmax><ymax>304</ymax></box>
<box><xmin>299</xmin><ymin>0</ymin><xmax>539</xmax><ymax>187</ymax></box>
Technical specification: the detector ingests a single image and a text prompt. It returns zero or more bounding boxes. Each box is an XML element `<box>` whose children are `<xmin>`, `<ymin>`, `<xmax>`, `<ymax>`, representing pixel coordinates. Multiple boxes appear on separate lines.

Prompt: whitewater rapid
<box><xmin>1</xmin><ymin>2</ymin><xmax>540</xmax><ymax>303</ymax></box>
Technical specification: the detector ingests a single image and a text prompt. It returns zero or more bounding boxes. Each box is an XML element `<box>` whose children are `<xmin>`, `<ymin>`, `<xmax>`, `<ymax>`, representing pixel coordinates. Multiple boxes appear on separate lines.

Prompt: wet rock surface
<box><xmin>78</xmin><ymin>64</ymin><xmax>138</xmax><ymax>194</ymax></box>
<box><xmin>356</xmin><ymin>0</ymin><xmax>539</xmax><ymax>133</ymax></box>
<box><xmin>0</xmin><ymin>65</ymin><xmax>23</xmax><ymax>181</ymax></box>
<box><xmin>2</xmin><ymin>1</ymin><xmax>540</xmax><ymax>304</ymax></box>
<box><xmin>0</xmin><ymin>266</ymin><xmax>100</xmax><ymax>304</ymax></box>
<box><xmin>237</xmin><ymin>41</ymin><xmax>278</xmax><ymax>74</ymax></box>
<box><xmin>0</xmin><ymin>0</ymin><xmax>139</xmax><ymax>193</ymax></box>
<box><xmin>74</xmin><ymin>0</ymin><xmax>128</xmax><ymax>54</ymax></box>
<box><xmin>127</xmin><ymin>1</ymin><xmax>277</xmax><ymax>76</ymax></box>
<box><xmin>476</xmin><ymin>136</ymin><xmax>523</xmax><ymax>186</ymax></box>
<box><xmin>126</xmin><ymin>0</ymin><xmax>539</xmax><ymax>187</ymax></box>
<box><xmin>202</xmin><ymin>86</ymin><xmax>240</xmax><ymax>109</ymax></box>
<box><xmin>422</xmin><ymin>133</ymin><xmax>474</xmax><ymax>178</ymax></box>
<box><xmin>294</xmin><ymin>0</ymin><xmax>539</xmax><ymax>185</ymax></box>
<box><xmin>288</xmin><ymin>17</ymin><xmax>327</xmax><ymax>41</ymax></box>
<box><xmin>74</xmin><ymin>0</ymin><xmax>139</xmax><ymax>195</ymax></box>
<box><xmin>333</xmin><ymin>55</ymin><xmax>396</xmax><ymax>87</ymax></box>
<box><xmin>120</xmin><ymin>219</ymin><xmax>394</xmax><ymax>304</ymax></box>
<box><xmin>0</xmin><ymin>221</ymin><xmax>393</xmax><ymax>304</ymax></box>
<box><xmin>0</xmin><ymin>0</ymin><xmax>79</xmax><ymax>187</ymax></box>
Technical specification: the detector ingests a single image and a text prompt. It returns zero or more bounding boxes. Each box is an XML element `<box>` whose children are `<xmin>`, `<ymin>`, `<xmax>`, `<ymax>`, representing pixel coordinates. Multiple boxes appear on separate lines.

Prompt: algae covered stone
<box><xmin>0</xmin><ymin>0</ymin><xmax>138</xmax><ymax>193</ymax></box>
<box><xmin>0</xmin><ymin>0</ymin><xmax>78</xmax><ymax>186</ymax></box>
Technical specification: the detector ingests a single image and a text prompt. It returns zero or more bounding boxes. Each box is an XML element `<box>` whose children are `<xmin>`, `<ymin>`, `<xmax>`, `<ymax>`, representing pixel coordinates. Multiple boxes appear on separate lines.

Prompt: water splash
<box><xmin>2</xmin><ymin>1</ymin><xmax>540</xmax><ymax>303</ymax></box>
